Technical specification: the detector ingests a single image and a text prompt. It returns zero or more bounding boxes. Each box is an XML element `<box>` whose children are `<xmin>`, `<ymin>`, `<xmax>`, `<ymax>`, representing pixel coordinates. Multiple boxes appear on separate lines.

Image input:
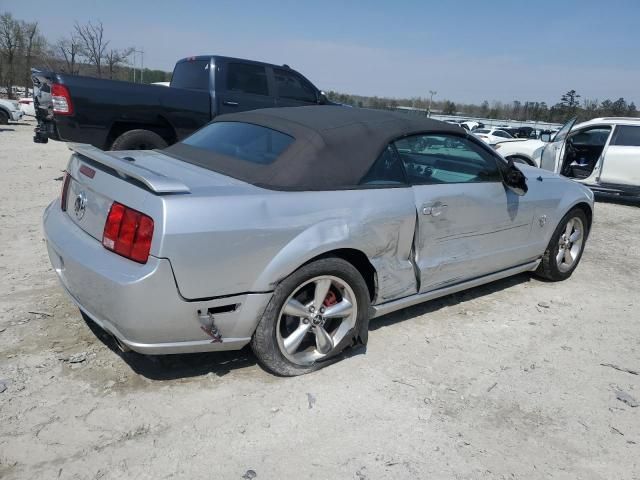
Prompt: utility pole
<box><xmin>428</xmin><ymin>90</ymin><xmax>437</xmax><ymax>117</ymax></box>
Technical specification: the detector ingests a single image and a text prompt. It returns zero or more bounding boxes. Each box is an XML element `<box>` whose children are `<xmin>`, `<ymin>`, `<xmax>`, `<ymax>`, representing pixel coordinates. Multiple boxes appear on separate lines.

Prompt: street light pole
<box><xmin>131</xmin><ymin>48</ymin><xmax>144</xmax><ymax>83</ymax></box>
<box><xmin>428</xmin><ymin>90</ymin><xmax>437</xmax><ymax>117</ymax></box>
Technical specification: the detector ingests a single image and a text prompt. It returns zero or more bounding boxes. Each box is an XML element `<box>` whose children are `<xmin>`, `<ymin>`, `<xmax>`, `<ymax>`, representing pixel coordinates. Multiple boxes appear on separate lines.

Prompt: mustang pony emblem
<box><xmin>73</xmin><ymin>191</ymin><xmax>87</xmax><ymax>220</ymax></box>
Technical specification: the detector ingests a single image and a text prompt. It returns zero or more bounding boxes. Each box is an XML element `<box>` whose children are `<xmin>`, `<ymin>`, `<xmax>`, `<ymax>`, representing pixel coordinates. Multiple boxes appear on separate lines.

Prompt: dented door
<box><xmin>412</xmin><ymin>182</ymin><xmax>534</xmax><ymax>292</ymax></box>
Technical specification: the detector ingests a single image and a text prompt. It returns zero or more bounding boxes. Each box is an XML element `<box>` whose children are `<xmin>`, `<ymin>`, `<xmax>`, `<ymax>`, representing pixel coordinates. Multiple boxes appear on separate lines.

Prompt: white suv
<box><xmin>495</xmin><ymin>117</ymin><xmax>640</xmax><ymax>196</ymax></box>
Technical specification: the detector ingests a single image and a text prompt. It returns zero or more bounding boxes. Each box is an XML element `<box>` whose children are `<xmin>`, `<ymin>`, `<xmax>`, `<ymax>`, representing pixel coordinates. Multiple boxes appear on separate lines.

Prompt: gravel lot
<box><xmin>1</xmin><ymin>120</ymin><xmax>639</xmax><ymax>479</ymax></box>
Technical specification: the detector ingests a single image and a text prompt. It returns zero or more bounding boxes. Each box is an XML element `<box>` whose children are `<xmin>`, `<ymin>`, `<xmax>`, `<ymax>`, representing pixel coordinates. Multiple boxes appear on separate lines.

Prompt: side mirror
<box><xmin>504</xmin><ymin>159</ymin><xmax>528</xmax><ymax>196</ymax></box>
<box><xmin>540</xmin><ymin>133</ymin><xmax>551</xmax><ymax>142</ymax></box>
<box><xmin>318</xmin><ymin>91</ymin><xmax>328</xmax><ymax>105</ymax></box>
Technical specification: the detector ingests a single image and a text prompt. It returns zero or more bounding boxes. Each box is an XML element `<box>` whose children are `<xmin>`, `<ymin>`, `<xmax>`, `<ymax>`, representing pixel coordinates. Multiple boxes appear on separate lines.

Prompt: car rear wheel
<box><xmin>251</xmin><ymin>257</ymin><xmax>370</xmax><ymax>376</ymax></box>
<box><xmin>535</xmin><ymin>208</ymin><xmax>588</xmax><ymax>281</ymax></box>
<box><xmin>110</xmin><ymin>129</ymin><xmax>168</xmax><ymax>151</ymax></box>
<box><xmin>0</xmin><ymin>110</ymin><xmax>9</xmax><ymax>125</ymax></box>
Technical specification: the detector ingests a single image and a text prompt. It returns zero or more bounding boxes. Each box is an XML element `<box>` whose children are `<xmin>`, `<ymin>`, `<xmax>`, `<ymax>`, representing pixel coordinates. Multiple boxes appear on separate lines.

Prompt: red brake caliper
<box><xmin>323</xmin><ymin>289</ymin><xmax>338</xmax><ymax>307</ymax></box>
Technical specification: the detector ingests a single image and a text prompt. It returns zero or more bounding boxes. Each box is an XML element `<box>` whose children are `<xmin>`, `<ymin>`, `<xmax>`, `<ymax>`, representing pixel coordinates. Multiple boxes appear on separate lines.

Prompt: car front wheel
<box><xmin>535</xmin><ymin>208</ymin><xmax>588</xmax><ymax>281</ymax></box>
<box><xmin>251</xmin><ymin>257</ymin><xmax>370</xmax><ymax>376</ymax></box>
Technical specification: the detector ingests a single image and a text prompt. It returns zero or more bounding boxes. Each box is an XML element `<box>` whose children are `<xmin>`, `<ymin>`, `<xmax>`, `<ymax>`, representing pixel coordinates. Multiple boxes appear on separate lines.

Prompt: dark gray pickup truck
<box><xmin>33</xmin><ymin>55</ymin><xmax>330</xmax><ymax>150</ymax></box>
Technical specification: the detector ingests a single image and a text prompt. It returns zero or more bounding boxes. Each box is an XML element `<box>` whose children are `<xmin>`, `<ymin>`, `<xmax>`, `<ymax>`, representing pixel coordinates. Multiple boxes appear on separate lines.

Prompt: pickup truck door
<box><xmin>395</xmin><ymin>134</ymin><xmax>535</xmax><ymax>292</ymax></box>
<box><xmin>540</xmin><ymin>117</ymin><xmax>577</xmax><ymax>172</ymax></box>
<box><xmin>599</xmin><ymin>125</ymin><xmax>640</xmax><ymax>187</ymax></box>
<box><xmin>272</xmin><ymin>67</ymin><xmax>321</xmax><ymax>107</ymax></box>
<box><xmin>216</xmin><ymin>61</ymin><xmax>276</xmax><ymax>115</ymax></box>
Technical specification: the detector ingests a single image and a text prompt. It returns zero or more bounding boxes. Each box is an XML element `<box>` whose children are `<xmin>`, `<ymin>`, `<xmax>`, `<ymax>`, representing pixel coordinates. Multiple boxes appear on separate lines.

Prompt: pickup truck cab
<box><xmin>33</xmin><ymin>55</ymin><xmax>329</xmax><ymax>150</ymax></box>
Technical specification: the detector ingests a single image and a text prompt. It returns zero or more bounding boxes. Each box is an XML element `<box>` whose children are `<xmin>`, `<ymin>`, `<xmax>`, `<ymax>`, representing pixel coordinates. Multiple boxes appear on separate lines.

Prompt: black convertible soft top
<box><xmin>165</xmin><ymin>105</ymin><xmax>465</xmax><ymax>190</ymax></box>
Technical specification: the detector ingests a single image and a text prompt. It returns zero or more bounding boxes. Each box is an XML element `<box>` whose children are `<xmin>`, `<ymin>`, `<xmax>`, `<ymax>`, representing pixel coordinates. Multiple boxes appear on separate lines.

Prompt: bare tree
<box><xmin>0</xmin><ymin>12</ymin><xmax>24</xmax><ymax>98</ymax></box>
<box><xmin>56</xmin><ymin>35</ymin><xmax>82</xmax><ymax>74</ymax></box>
<box><xmin>105</xmin><ymin>47</ymin><xmax>133</xmax><ymax>79</ymax></box>
<box><xmin>21</xmin><ymin>21</ymin><xmax>43</xmax><ymax>94</ymax></box>
<box><xmin>74</xmin><ymin>20</ymin><xmax>108</xmax><ymax>77</ymax></box>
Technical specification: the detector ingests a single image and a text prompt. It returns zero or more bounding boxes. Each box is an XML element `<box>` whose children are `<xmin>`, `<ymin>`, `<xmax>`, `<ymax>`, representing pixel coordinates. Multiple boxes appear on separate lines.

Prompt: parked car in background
<box><xmin>461</xmin><ymin>120</ymin><xmax>484</xmax><ymax>131</ymax></box>
<box><xmin>32</xmin><ymin>55</ymin><xmax>330</xmax><ymax>150</ymax></box>
<box><xmin>473</xmin><ymin>127</ymin><xmax>514</xmax><ymax>144</ymax></box>
<box><xmin>43</xmin><ymin>106</ymin><xmax>593</xmax><ymax>376</ymax></box>
<box><xmin>0</xmin><ymin>99</ymin><xmax>24</xmax><ymax>124</ymax></box>
<box><xmin>18</xmin><ymin>97</ymin><xmax>35</xmax><ymax>116</ymax></box>
<box><xmin>495</xmin><ymin>117</ymin><xmax>640</xmax><ymax>195</ymax></box>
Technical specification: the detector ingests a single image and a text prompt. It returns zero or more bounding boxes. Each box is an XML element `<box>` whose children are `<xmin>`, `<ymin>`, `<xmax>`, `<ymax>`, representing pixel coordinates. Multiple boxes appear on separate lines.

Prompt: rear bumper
<box><xmin>10</xmin><ymin>109</ymin><xmax>23</xmax><ymax>121</ymax></box>
<box><xmin>43</xmin><ymin>201</ymin><xmax>272</xmax><ymax>354</ymax></box>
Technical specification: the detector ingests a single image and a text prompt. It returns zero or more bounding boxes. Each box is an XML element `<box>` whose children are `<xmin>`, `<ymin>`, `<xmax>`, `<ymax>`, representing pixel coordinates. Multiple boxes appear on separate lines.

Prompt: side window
<box><xmin>170</xmin><ymin>60</ymin><xmax>210</xmax><ymax>90</ymax></box>
<box><xmin>273</xmin><ymin>69</ymin><xmax>317</xmax><ymax>103</ymax></box>
<box><xmin>493</xmin><ymin>130</ymin><xmax>510</xmax><ymax>138</ymax></box>
<box><xmin>394</xmin><ymin>134</ymin><xmax>501</xmax><ymax>185</ymax></box>
<box><xmin>226</xmin><ymin>63</ymin><xmax>269</xmax><ymax>96</ymax></box>
<box><xmin>611</xmin><ymin>125</ymin><xmax>640</xmax><ymax>147</ymax></box>
<box><xmin>570</xmin><ymin>127</ymin><xmax>611</xmax><ymax>146</ymax></box>
<box><xmin>360</xmin><ymin>145</ymin><xmax>406</xmax><ymax>186</ymax></box>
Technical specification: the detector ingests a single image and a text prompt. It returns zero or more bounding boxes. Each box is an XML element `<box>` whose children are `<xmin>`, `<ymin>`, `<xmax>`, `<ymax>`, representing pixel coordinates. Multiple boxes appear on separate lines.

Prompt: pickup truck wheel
<box><xmin>0</xmin><ymin>110</ymin><xmax>9</xmax><ymax>125</ymax></box>
<box><xmin>110</xmin><ymin>129</ymin><xmax>168</xmax><ymax>151</ymax></box>
<box><xmin>251</xmin><ymin>258</ymin><xmax>370</xmax><ymax>376</ymax></box>
<box><xmin>535</xmin><ymin>208</ymin><xmax>588</xmax><ymax>281</ymax></box>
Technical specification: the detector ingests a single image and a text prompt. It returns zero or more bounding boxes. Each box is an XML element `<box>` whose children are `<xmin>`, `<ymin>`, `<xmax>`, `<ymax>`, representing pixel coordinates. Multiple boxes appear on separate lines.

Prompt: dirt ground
<box><xmin>0</xmin><ymin>119</ymin><xmax>639</xmax><ymax>480</ymax></box>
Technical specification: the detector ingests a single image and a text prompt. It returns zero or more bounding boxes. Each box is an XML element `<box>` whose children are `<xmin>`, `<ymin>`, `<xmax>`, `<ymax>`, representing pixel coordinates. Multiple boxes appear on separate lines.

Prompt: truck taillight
<box><xmin>102</xmin><ymin>202</ymin><xmax>154</xmax><ymax>264</ymax></box>
<box><xmin>60</xmin><ymin>172</ymin><xmax>71</xmax><ymax>211</ymax></box>
<box><xmin>51</xmin><ymin>83</ymin><xmax>73</xmax><ymax>115</ymax></box>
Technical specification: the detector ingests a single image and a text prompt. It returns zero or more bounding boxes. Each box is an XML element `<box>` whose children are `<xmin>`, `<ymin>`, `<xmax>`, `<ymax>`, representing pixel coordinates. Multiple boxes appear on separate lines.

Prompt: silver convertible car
<box><xmin>43</xmin><ymin>107</ymin><xmax>594</xmax><ymax>376</ymax></box>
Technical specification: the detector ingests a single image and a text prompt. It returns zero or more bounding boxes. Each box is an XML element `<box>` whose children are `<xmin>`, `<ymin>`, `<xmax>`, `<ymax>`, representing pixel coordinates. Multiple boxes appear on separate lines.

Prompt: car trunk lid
<box><xmin>61</xmin><ymin>144</ymin><xmax>256</xmax><ymax>257</ymax></box>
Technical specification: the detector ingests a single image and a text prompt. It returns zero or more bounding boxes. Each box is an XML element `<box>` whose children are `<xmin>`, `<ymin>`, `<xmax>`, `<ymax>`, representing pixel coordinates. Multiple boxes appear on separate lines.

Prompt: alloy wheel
<box><xmin>276</xmin><ymin>275</ymin><xmax>357</xmax><ymax>365</ymax></box>
<box><xmin>556</xmin><ymin>216</ymin><xmax>584</xmax><ymax>273</ymax></box>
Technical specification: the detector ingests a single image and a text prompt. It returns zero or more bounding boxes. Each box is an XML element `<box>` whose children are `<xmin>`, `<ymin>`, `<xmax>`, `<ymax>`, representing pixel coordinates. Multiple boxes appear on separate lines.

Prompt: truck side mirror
<box><xmin>540</xmin><ymin>133</ymin><xmax>551</xmax><ymax>142</ymax></box>
<box><xmin>318</xmin><ymin>91</ymin><xmax>328</xmax><ymax>105</ymax></box>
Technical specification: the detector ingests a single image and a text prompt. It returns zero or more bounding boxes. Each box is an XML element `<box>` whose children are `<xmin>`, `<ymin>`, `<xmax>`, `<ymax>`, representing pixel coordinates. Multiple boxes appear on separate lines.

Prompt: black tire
<box><xmin>535</xmin><ymin>208</ymin><xmax>589</xmax><ymax>281</ymax></box>
<box><xmin>110</xmin><ymin>129</ymin><xmax>168</xmax><ymax>151</ymax></box>
<box><xmin>0</xmin><ymin>110</ymin><xmax>9</xmax><ymax>125</ymax></box>
<box><xmin>251</xmin><ymin>257</ymin><xmax>371</xmax><ymax>376</ymax></box>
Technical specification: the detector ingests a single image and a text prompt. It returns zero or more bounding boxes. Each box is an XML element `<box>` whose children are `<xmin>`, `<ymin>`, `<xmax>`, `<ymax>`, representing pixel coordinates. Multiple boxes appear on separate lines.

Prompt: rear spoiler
<box><xmin>68</xmin><ymin>143</ymin><xmax>190</xmax><ymax>194</ymax></box>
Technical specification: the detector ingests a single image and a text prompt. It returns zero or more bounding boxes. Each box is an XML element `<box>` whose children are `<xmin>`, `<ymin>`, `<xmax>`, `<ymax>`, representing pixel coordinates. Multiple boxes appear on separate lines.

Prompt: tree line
<box><xmin>0</xmin><ymin>11</ymin><xmax>169</xmax><ymax>98</ymax></box>
<box><xmin>328</xmin><ymin>88</ymin><xmax>638</xmax><ymax>124</ymax></box>
<box><xmin>2</xmin><ymin>9</ymin><xmax>638</xmax><ymax>123</ymax></box>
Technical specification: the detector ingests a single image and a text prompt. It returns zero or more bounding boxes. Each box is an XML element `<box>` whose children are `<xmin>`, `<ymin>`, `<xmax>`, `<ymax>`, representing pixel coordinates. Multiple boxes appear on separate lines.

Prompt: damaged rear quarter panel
<box><xmin>160</xmin><ymin>186</ymin><xmax>418</xmax><ymax>303</ymax></box>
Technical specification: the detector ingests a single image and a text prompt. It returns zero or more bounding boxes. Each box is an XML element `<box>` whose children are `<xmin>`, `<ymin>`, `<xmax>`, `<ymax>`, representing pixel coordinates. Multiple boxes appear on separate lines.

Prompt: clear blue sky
<box><xmin>5</xmin><ymin>0</ymin><xmax>640</xmax><ymax>105</ymax></box>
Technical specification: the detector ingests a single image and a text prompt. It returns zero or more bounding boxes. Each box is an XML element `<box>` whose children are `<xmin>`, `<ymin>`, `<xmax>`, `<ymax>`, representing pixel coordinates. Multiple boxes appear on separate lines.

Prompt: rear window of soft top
<box><xmin>180</xmin><ymin>121</ymin><xmax>294</xmax><ymax>165</ymax></box>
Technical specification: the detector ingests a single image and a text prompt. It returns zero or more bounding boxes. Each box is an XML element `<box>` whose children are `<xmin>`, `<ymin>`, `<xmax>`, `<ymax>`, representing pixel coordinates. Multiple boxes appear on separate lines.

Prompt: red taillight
<box><xmin>102</xmin><ymin>202</ymin><xmax>154</xmax><ymax>264</ymax></box>
<box><xmin>51</xmin><ymin>83</ymin><xmax>73</xmax><ymax>115</ymax></box>
<box><xmin>19</xmin><ymin>99</ymin><xmax>31</xmax><ymax>104</ymax></box>
<box><xmin>60</xmin><ymin>172</ymin><xmax>71</xmax><ymax>211</ymax></box>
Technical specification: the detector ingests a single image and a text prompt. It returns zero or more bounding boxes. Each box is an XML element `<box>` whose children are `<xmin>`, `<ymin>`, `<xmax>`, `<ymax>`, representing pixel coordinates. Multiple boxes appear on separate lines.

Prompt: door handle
<box><xmin>422</xmin><ymin>203</ymin><xmax>448</xmax><ymax>216</ymax></box>
<box><xmin>223</xmin><ymin>101</ymin><xmax>239</xmax><ymax>106</ymax></box>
